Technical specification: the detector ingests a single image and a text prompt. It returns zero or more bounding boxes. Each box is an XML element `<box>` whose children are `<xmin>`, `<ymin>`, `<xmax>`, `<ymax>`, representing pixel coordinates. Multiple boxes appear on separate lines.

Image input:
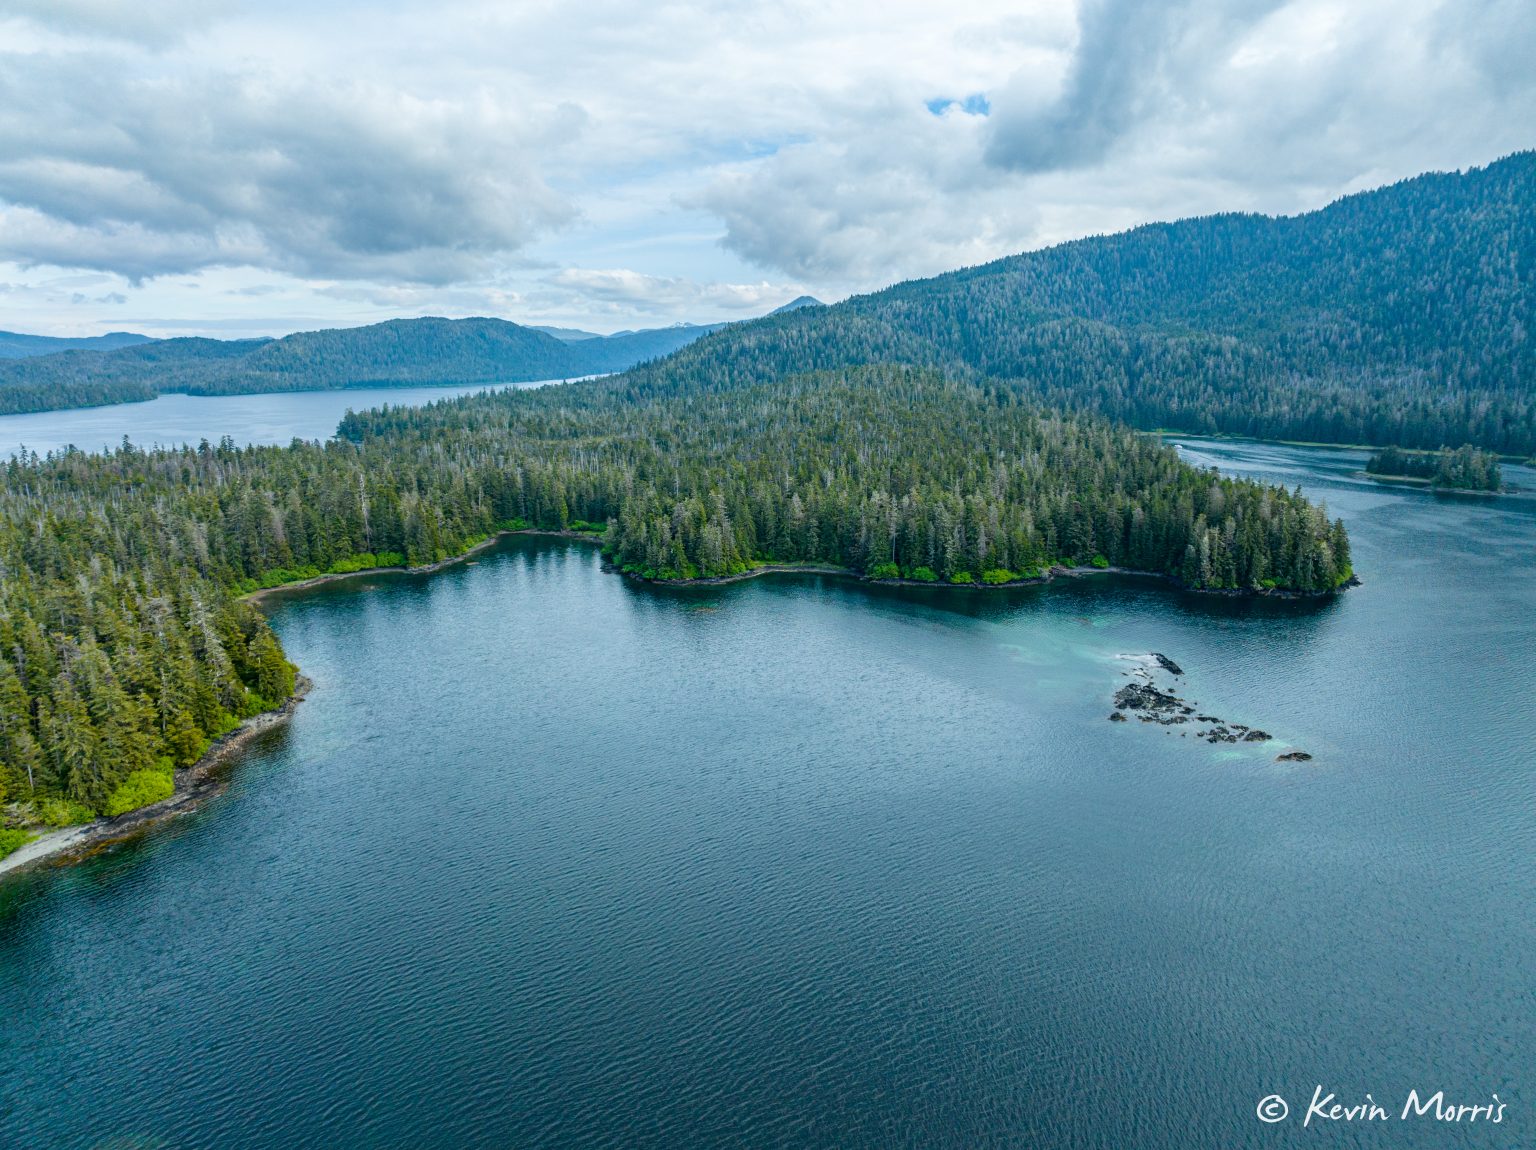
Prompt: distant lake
<box><xmin>2</xmin><ymin>438</ymin><xmax>1533</xmax><ymax>1148</ymax></box>
<box><xmin>0</xmin><ymin>381</ymin><xmax>564</xmax><ymax>457</ymax></box>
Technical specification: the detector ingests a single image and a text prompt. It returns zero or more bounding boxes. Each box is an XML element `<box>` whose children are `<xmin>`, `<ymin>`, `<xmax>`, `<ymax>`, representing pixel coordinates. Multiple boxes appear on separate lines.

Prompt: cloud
<box><xmin>4</xmin><ymin>0</ymin><xmax>224</xmax><ymax>47</ymax></box>
<box><xmin>697</xmin><ymin>96</ymin><xmax>1036</xmax><ymax>285</ymax></box>
<box><xmin>1</xmin><ymin>0</ymin><xmax>1532</xmax><ymax>334</ymax></box>
<box><xmin>0</xmin><ymin>52</ymin><xmax>581</xmax><ymax>283</ymax></box>
<box><xmin>697</xmin><ymin>0</ymin><xmax>1536</xmax><ymax>285</ymax></box>
<box><xmin>984</xmin><ymin>0</ymin><xmax>1288</xmax><ymax>173</ymax></box>
<box><xmin>547</xmin><ymin>268</ymin><xmax>803</xmax><ymax>315</ymax></box>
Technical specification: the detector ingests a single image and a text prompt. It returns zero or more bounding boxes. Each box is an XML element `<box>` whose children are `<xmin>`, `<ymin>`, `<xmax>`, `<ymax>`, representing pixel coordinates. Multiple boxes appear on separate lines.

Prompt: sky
<box><xmin>0</xmin><ymin>0</ymin><xmax>1531</xmax><ymax>339</ymax></box>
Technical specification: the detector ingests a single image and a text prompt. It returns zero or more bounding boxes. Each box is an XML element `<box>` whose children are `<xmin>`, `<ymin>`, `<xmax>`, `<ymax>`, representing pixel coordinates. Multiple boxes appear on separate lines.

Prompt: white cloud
<box><xmin>548</xmin><ymin>267</ymin><xmax>801</xmax><ymax>310</ymax></box>
<box><xmin>0</xmin><ymin>0</ymin><xmax>1530</xmax><ymax>333</ymax></box>
<box><xmin>0</xmin><ymin>52</ymin><xmax>580</xmax><ymax>283</ymax></box>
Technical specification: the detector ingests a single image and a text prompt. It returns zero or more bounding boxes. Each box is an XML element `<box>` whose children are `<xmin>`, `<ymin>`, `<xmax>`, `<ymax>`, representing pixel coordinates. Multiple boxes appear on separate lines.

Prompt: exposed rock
<box><xmin>1114</xmin><ymin>682</ymin><xmax>1180</xmax><ymax>713</ymax></box>
<box><xmin>1276</xmin><ymin>750</ymin><xmax>1314</xmax><ymax>762</ymax></box>
<box><xmin>1108</xmin><ymin>656</ymin><xmax>1286</xmax><ymax>759</ymax></box>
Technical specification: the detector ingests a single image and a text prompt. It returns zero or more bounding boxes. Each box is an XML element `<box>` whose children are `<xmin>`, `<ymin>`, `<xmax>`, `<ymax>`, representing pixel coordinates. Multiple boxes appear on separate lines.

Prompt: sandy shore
<box><xmin>0</xmin><ymin>678</ymin><xmax>312</xmax><ymax>880</ymax></box>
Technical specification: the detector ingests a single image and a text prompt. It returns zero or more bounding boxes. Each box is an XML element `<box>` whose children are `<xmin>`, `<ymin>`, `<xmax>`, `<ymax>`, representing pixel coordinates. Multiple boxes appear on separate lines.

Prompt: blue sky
<box><xmin>0</xmin><ymin>0</ymin><xmax>1531</xmax><ymax>338</ymax></box>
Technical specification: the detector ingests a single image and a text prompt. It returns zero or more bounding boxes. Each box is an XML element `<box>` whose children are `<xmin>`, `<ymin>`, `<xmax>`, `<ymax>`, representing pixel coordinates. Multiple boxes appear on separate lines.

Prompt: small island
<box><xmin>1365</xmin><ymin>444</ymin><xmax>1503</xmax><ymax>492</ymax></box>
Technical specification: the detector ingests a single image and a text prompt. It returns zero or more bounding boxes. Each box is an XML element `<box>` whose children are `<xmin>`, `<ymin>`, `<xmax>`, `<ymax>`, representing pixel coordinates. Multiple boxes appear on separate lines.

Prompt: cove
<box><xmin>1</xmin><ymin>442</ymin><xmax>1533</xmax><ymax>1149</ymax></box>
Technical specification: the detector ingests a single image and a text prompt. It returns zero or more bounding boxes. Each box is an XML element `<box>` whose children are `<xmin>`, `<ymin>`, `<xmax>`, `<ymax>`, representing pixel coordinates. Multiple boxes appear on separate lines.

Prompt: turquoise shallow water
<box><xmin>1</xmin><ymin>438</ymin><xmax>1533</xmax><ymax>1149</ymax></box>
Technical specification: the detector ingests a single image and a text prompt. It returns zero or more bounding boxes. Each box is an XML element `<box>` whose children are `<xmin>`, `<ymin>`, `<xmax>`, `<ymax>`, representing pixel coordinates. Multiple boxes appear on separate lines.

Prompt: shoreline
<box><xmin>1154</xmin><ymin>430</ymin><xmax>1530</xmax><ymax>464</ymax></box>
<box><xmin>1361</xmin><ymin>472</ymin><xmax>1504</xmax><ymax>495</ymax></box>
<box><xmin>245</xmin><ymin>535</ymin><xmax>1355</xmax><ymax>605</ymax></box>
<box><xmin>241</xmin><ymin>529</ymin><xmax>602</xmax><ymax>604</ymax></box>
<box><xmin>632</xmin><ymin>561</ymin><xmax>1356</xmax><ymax>600</ymax></box>
<box><xmin>0</xmin><ymin>678</ymin><xmax>312</xmax><ymax>880</ymax></box>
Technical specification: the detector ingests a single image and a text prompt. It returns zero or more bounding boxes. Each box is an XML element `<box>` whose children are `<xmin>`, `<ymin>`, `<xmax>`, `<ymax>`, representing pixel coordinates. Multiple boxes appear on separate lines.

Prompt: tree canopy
<box><xmin>0</xmin><ymin>365</ymin><xmax>1351</xmax><ymax>823</ymax></box>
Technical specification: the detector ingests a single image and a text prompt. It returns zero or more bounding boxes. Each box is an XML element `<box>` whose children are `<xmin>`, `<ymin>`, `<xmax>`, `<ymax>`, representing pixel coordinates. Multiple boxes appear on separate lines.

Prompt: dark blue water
<box><xmin>2</xmin><ymin>440</ymin><xmax>1532</xmax><ymax>1149</ymax></box>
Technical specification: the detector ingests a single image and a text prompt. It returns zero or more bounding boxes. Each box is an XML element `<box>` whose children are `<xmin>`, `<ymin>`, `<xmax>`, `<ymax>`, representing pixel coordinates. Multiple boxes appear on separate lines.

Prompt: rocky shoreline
<box><xmin>1109</xmin><ymin>654</ymin><xmax>1312</xmax><ymax>761</ymax></box>
<box><xmin>0</xmin><ymin>678</ymin><xmax>312</xmax><ymax>879</ymax></box>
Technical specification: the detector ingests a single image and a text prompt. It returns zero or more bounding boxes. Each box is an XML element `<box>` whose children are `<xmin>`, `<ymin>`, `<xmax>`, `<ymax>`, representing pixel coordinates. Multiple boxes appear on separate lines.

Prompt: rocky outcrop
<box><xmin>1109</xmin><ymin>654</ymin><xmax>1304</xmax><ymax>759</ymax></box>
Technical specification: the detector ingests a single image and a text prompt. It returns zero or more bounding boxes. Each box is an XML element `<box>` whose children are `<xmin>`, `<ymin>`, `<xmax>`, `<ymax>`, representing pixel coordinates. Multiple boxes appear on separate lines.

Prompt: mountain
<box><xmin>4</xmin><ymin>152</ymin><xmax>1531</xmax><ymax>449</ymax></box>
<box><xmin>770</xmin><ymin>296</ymin><xmax>825</xmax><ymax>314</ymax></box>
<box><xmin>531</xmin><ymin>325</ymin><xmax>604</xmax><ymax>341</ymax></box>
<box><xmin>0</xmin><ymin>317</ymin><xmax>727</xmax><ymax>414</ymax></box>
<box><xmin>0</xmin><ymin>330</ymin><xmax>155</xmax><ymax>359</ymax></box>
<box><xmin>615</xmin><ymin>153</ymin><xmax>1535</xmax><ymax>454</ymax></box>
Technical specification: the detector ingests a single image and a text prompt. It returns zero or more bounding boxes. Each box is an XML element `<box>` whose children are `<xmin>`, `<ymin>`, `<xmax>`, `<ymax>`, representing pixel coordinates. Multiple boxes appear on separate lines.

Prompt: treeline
<box><xmin>1365</xmin><ymin>445</ymin><xmax>1503</xmax><ymax>490</ymax></box>
<box><xmin>0</xmin><ymin>556</ymin><xmax>294</xmax><ymax>827</ymax></box>
<box><xmin>1</xmin><ymin>366</ymin><xmax>1351</xmax><ymax>823</ymax></box>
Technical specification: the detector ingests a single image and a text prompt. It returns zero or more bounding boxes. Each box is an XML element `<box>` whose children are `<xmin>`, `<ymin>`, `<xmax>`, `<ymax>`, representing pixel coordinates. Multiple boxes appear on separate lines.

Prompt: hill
<box><xmin>614</xmin><ymin>153</ymin><xmax>1535</xmax><ymax>453</ymax></box>
<box><xmin>0</xmin><ymin>317</ymin><xmax>725</xmax><ymax>414</ymax></box>
<box><xmin>770</xmin><ymin>296</ymin><xmax>826</xmax><ymax>314</ymax></box>
<box><xmin>0</xmin><ymin>330</ymin><xmax>155</xmax><ymax>359</ymax></box>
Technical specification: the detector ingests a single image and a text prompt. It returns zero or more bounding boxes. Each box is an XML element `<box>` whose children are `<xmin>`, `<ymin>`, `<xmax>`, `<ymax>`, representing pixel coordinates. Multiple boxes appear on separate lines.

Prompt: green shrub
<box><xmin>1090</xmin><ymin>554</ymin><xmax>1110</xmax><ymax>569</ymax></box>
<box><xmin>328</xmin><ymin>553</ymin><xmax>388</xmax><ymax>574</ymax></box>
<box><xmin>0</xmin><ymin>828</ymin><xmax>36</xmax><ymax>859</ymax></box>
<box><xmin>103</xmin><ymin>769</ymin><xmax>175</xmax><ymax>818</ymax></box>
<box><xmin>567</xmin><ymin>520</ymin><xmax>607</xmax><ymax>533</ymax></box>
<box><xmin>867</xmin><ymin>562</ymin><xmax>901</xmax><ymax>580</ymax></box>
<box><xmin>981</xmin><ymin>568</ymin><xmax>1016</xmax><ymax>584</ymax></box>
<box><xmin>36</xmin><ymin>798</ymin><xmax>96</xmax><ymax>827</ymax></box>
<box><xmin>949</xmin><ymin>571</ymin><xmax>975</xmax><ymax>585</ymax></box>
<box><xmin>256</xmin><ymin>565</ymin><xmax>322</xmax><ymax>589</ymax></box>
<box><xmin>908</xmin><ymin>566</ymin><xmax>938</xmax><ymax>582</ymax></box>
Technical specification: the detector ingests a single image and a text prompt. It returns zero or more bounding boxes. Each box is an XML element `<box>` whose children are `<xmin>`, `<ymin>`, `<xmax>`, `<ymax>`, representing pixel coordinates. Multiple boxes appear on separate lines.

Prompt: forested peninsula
<box><xmin>0</xmin><ymin>364</ymin><xmax>1353</xmax><ymax>846</ymax></box>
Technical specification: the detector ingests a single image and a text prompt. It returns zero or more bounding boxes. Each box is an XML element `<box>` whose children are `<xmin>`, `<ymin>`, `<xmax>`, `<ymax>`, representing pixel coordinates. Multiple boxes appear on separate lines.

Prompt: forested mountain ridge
<box><xmin>613</xmin><ymin>152</ymin><xmax>1536</xmax><ymax>453</ymax></box>
<box><xmin>0</xmin><ymin>364</ymin><xmax>1350</xmax><ymax>825</ymax></box>
<box><xmin>0</xmin><ymin>330</ymin><xmax>154</xmax><ymax>359</ymax></box>
<box><xmin>5</xmin><ymin>154</ymin><xmax>1527</xmax><ymax>445</ymax></box>
<box><xmin>0</xmin><ymin>317</ymin><xmax>725</xmax><ymax>414</ymax></box>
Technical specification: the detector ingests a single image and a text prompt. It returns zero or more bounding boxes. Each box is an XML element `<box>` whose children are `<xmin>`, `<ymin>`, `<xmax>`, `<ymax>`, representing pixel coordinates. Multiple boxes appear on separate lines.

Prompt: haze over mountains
<box><xmin>0</xmin><ymin>331</ymin><xmax>155</xmax><ymax>359</ymax></box>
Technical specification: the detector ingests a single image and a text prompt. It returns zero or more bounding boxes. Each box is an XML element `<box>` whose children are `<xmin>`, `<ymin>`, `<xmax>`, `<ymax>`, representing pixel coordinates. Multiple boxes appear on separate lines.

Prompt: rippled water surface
<box><xmin>2</xmin><ymin>439</ymin><xmax>1533</xmax><ymax>1149</ymax></box>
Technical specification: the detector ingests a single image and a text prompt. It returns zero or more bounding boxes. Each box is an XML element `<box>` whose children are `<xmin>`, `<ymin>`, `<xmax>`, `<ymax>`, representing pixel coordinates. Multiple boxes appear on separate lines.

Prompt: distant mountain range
<box><xmin>0</xmin><ymin>317</ymin><xmax>735</xmax><ymax>414</ymax></box>
<box><xmin>0</xmin><ymin>330</ymin><xmax>155</xmax><ymax>359</ymax></box>
<box><xmin>5</xmin><ymin>147</ymin><xmax>1532</xmax><ymax>455</ymax></box>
